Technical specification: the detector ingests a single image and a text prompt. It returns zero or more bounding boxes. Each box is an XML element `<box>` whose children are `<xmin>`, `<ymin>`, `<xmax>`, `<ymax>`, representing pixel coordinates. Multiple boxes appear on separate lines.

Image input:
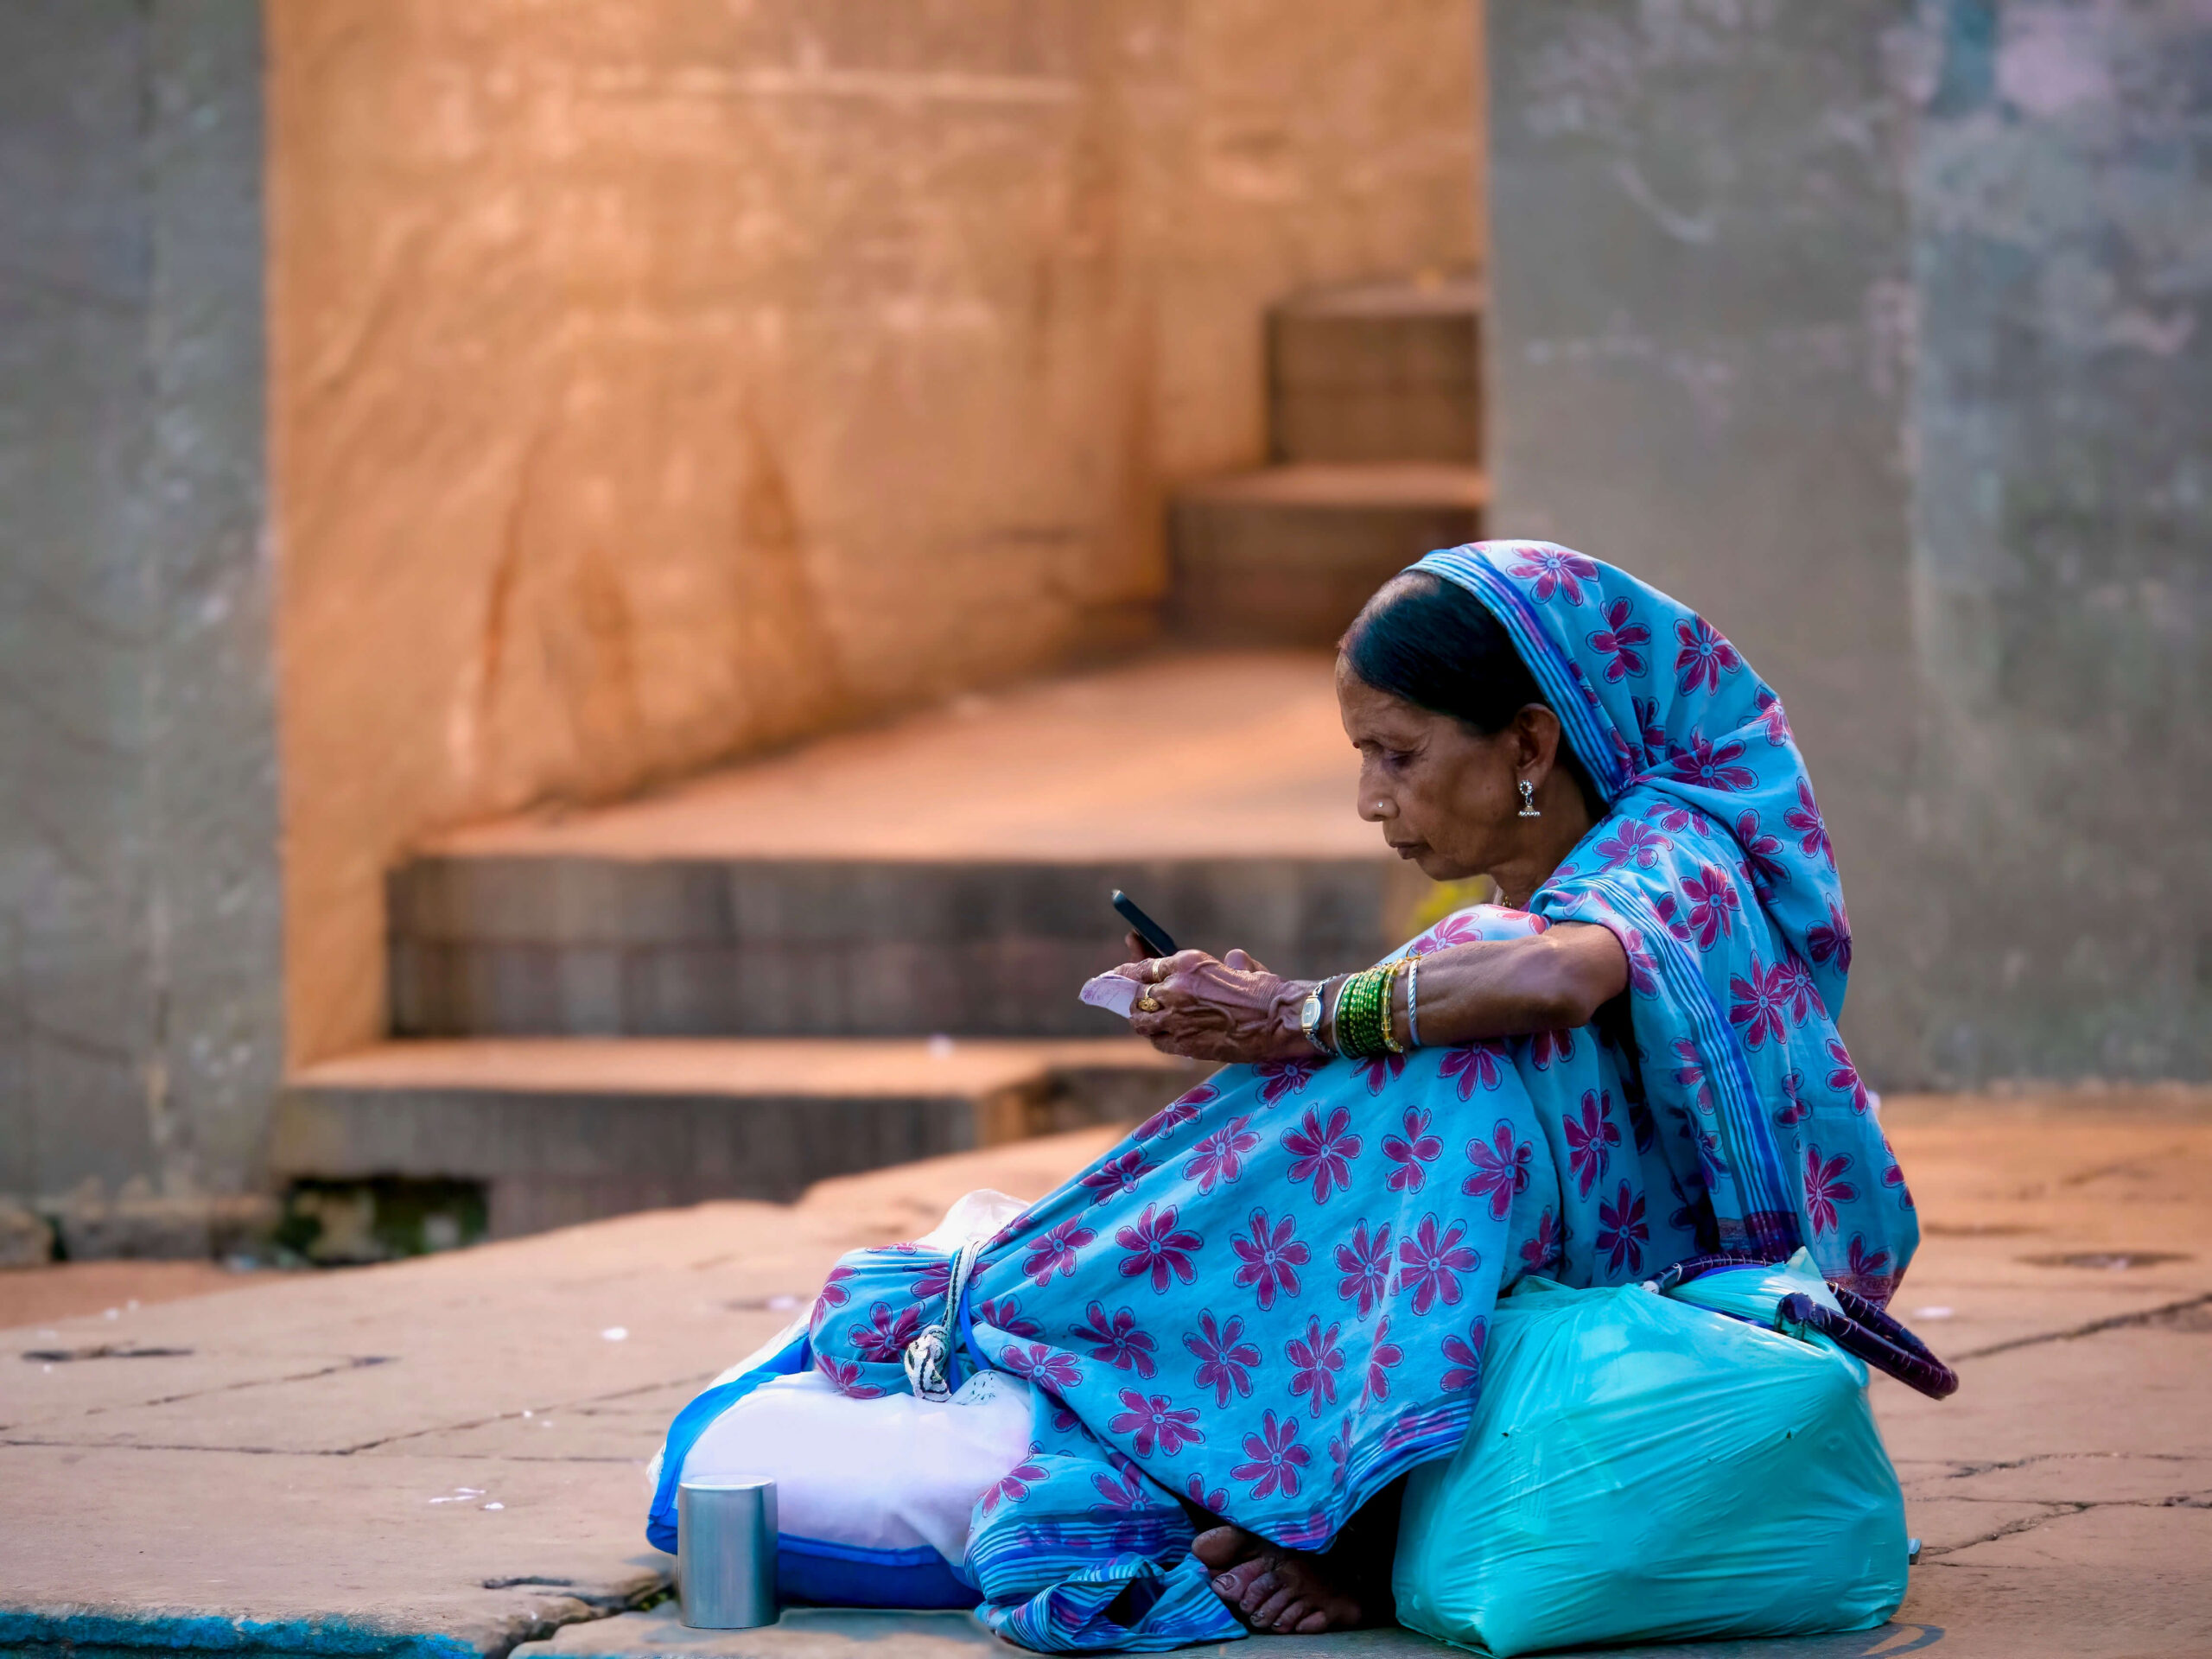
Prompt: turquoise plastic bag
<box><xmin>1392</xmin><ymin>1251</ymin><xmax>1909</xmax><ymax>1657</ymax></box>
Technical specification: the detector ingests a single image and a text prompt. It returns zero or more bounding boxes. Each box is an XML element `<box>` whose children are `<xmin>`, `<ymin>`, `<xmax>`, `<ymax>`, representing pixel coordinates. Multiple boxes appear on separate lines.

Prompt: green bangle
<box><xmin>1338</xmin><ymin>966</ymin><xmax>1389</xmax><ymax>1059</ymax></box>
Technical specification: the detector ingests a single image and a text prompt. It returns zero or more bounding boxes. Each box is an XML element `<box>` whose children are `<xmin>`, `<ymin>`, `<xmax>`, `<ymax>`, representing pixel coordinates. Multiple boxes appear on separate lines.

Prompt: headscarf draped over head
<box><xmin>1415</xmin><ymin>543</ymin><xmax>1912</xmax><ymax>1284</ymax></box>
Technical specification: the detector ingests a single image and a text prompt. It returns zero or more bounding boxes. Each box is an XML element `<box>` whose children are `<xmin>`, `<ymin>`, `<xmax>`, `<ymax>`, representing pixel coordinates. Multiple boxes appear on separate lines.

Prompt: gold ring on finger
<box><xmin>1137</xmin><ymin>990</ymin><xmax>1160</xmax><ymax>1013</ymax></box>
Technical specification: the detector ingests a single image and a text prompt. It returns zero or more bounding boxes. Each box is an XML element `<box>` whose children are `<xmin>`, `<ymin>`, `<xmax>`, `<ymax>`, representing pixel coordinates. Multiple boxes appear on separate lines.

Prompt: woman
<box><xmin>652</xmin><ymin>543</ymin><xmax>1916</xmax><ymax>1649</ymax></box>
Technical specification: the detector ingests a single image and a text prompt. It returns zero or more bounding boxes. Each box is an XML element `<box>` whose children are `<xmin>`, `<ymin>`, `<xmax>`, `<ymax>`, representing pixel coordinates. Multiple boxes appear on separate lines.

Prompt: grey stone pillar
<box><xmin>0</xmin><ymin>1</ymin><xmax>280</xmax><ymax>1223</ymax></box>
<box><xmin>1488</xmin><ymin>0</ymin><xmax>2210</xmax><ymax>1085</ymax></box>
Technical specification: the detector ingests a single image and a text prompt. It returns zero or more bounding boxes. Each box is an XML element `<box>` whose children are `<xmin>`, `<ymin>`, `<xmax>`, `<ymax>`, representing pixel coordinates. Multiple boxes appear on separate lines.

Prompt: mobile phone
<box><xmin>1110</xmin><ymin>890</ymin><xmax>1177</xmax><ymax>958</ymax></box>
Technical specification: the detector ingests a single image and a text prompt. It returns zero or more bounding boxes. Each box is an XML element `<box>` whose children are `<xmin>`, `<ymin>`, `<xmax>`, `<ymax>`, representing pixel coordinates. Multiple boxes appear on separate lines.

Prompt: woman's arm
<box><xmin>1119</xmin><ymin>925</ymin><xmax>1629</xmax><ymax>1065</ymax></box>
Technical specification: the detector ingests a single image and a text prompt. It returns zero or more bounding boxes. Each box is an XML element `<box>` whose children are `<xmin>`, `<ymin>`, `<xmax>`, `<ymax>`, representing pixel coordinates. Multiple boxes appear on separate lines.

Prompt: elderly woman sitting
<box><xmin>652</xmin><ymin>543</ymin><xmax>1916</xmax><ymax>1651</ymax></box>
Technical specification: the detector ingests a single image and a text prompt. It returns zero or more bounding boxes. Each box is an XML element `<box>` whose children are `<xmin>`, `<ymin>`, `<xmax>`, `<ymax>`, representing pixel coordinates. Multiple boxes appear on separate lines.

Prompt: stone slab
<box><xmin>271</xmin><ymin>1041</ymin><xmax>1199</xmax><ymax>1239</ymax></box>
<box><xmin>1268</xmin><ymin>276</ymin><xmax>1483</xmax><ymax>467</ymax></box>
<box><xmin>1167</xmin><ymin>467</ymin><xmax>1486</xmax><ymax>647</ymax></box>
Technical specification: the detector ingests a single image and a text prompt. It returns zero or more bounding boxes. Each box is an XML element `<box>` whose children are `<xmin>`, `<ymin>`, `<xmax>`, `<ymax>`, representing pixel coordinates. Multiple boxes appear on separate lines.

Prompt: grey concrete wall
<box><xmin>0</xmin><ymin>2</ymin><xmax>281</xmax><ymax>1204</ymax></box>
<box><xmin>1488</xmin><ymin>0</ymin><xmax>2210</xmax><ymax>1085</ymax></box>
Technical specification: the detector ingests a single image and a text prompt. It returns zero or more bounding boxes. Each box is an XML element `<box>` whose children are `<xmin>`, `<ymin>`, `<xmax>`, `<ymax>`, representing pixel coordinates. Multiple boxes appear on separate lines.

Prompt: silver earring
<box><xmin>1518</xmin><ymin>779</ymin><xmax>1541</xmax><ymax>818</ymax></box>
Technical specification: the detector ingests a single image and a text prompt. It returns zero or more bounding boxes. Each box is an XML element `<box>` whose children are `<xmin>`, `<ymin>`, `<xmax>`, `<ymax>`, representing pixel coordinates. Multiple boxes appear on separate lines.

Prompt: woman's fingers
<box><xmin>1222</xmin><ymin>947</ymin><xmax>1272</xmax><ymax>975</ymax></box>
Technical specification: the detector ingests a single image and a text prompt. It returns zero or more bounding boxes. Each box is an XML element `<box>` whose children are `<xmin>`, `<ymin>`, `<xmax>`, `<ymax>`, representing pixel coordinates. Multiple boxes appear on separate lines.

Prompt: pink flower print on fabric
<box><xmin>1650</xmin><ymin>799</ymin><xmax>1712</xmax><ymax>837</ymax></box>
<box><xmin>1439</xmin><ymin>1319</ymin><xmax>1489</xmax><ymax>1393</ymax></box>
<box><xmin>910</xmin><ymin>1256</ymin><xmax>956</xmax><ymax>1301</ymax></box>
<box><xmin>1285</xmin><ymin>1318</ymin><xmax>1346</xmax><ymax>1417</ymax></box>
<box><xmin>1808</xmin><ymin>899</ymin><xmax>1853</xmax><ymax>972</ymax></box>
<box><xmin>1115</xmin><ymin>1201</ymin><xmax>1201</xmax><ymax>1293</ymax></box>
<box><xmin>1753</xmin><ymin>688</ymin><xmax>1793</xmax><ymax>746</ymax></box>
<box><xmin>1632</xmin><ymin>695</ymin><xmax>1669</xmax><ymax>764</ymax></box>
<box><xmin>1021</xmin><ymin>1218</ymin><xmax>1096</xmax><ymax>1288</ymax></box>
<box><xmin>1397</xmin><ymin>1214</ymin><xmax>1479</xmax><ymax>1316</ymax></box>
<box><xmin>1729</xmin><ymin>953</ymin><xmax>1794</xmax><ymax>1048</ymax></box>
<box><xmin>1565</xmin><ymin>1090</ymin><xmax>1622</xmax><ymax>1197</ymax></box>
<box><xmin>1881</xmin><ymin>1135</ymin><xmax>1915</xmax><ymax>1209</ymax></box>
<box><xmin>1073</xmin><ymin>1301</ymin><xmax>1159</xmax><ymax>1379</ymax></box>
<box><xmin>1620</xmin><ymin>927</ymin><xmax>1661</xmax><ymax>995</ymax></box>
<box><xmin>1596</xmin><ymin>818</ymin><xmax>1668</xmax><ymax>871</ymax></box>
<box><xmin>817</xmin><ymin>1357</ymin><xmax>886</xmax><ymax>1399</ymax></box>
<box><xmin>1255</xmin><ymin>1057</ymin><xmax>1319</xmax><ymax>1106</ymax></box>
<box><xmin>1080</xmin><ymin>1147</ymin><xmax>1154</xmax><ymax>1206</ymax></box>
<box><xmin>1804</xmin><ymin>1146</ymin><xmax>1858</xmax><ymax>1236</ymax></box>
<box><xmin>850</xmin><ymin>1300</ymin><xmax>924</xmax><ymax>1363</ymax></box>
<box><xmin>1847</xmin><ymin>1234</ymin><xmax>1892</xmax><ymax>1283</ymax></box>
<box><xmin>1185</xmin><ymin>1473</ymin><xmax>1230</xmax><ymax>1516</ymax></box>
<box><xmin>979</xmin><ymin>1444</ymin><xmax>1047</xmax><ymax>1514</ymax></box>
<box><xmin>1674</xmin><ymin>613</ymin><xmax>1743</xmax><ymax>695</ymax></box>
<box><xmin>1679</xmin><ymin>865</ymin><xmax>1743</xmax><ymax>950</ymax></box>
<box><xmin>1669</xmin><ymin>731</ymin><xmax>1758</xmax><ymax>792</ymax></box>
<box><xmin>1182</xmin><ymin>1114</ymin><xmax>1261</xmax><ymax>1195</ymax></box>
<box><xmin>1410</xmin><ymin>911</ymin><xmax>1485</xmax><ymax>954</ymax></box>
<box><xmin>1510</xmin><ymin>545</ymin><xmax>1600</xmax><ymax>606</ymax></box>
<box><xmin>1231</xmin><ymin>1208</ymin><xmax>1309</xmax><ymax>1312</ymax></box>
<box><xmin>1734</xmin><ymin>810</ymin><xmax>1790</xmax><ymax>899</ymax></box>
<box><xmin>1519</xmin><ymin>1207</ymin><xmax>1563</xmax><ymax>1273</ymax></box>
<box><xmin>1136</xmin><ymin>1083</ymin><xmax>1215</xmax><ymax>1142</ymax></box>
<box><xmin>1357</xmin><ymin>1052</ymin><xmax>1408</xmax><ymax>1095</ymax></box>
<box><xmin>1363</xmin><ymin>1315</ymin><xmax>1406</xmax><ymax>1404</ymax></box>
<box><xmin>810</xmin><ymin>1264</ymin><xmax>855</xmax><ymax>1332</ymax></box>
<box><xmin>1827</xmin><ymin>1038</ymin><xmax>1871</xmax><ymax>1112</ymax></box>
<box><xmin>1786</xmin><ymin>779</ymin><xmax>1834</xmax><ymax>867</ymax></box>
<box><xmin>1089</xmin><ymin>1462</ymin><xmax>1148</xmax><ymax>1518</ymax></box>
<box><xmin>1775</xmin><ymin>1070</ymin><xmax>1811</xmax><ymax>1127</ymax></box>
<box><xmin>1000</xmin><ymin>1343</ymin><xmax>1084</xmax><ymax>1394</ymax></box>
<box><xmin>1671</xmin><ymin>1039</ymin><xmax>1714</xmax><ymax>1115</ymax></box>
<box><xmin>1109</xmin><ymin>1388</ymin><xmax>1203</xmax><ymax>1457</ymax></box>
<box><xmin>1587</xmin><ymin>597</ymin><xmax>1651</xmax><ymax>681</ymax></box>
<box><xmin>1529</xmin><ymin>1027</ymin><xmax>1577</xmax><ymax>1069</ymax></box>
<box><xmin>1185</xmin><ymin>1310</ymin><xmax>1260</xmax><ymax>1407</ymax></box>
<box><xmin>1232</xmin><ymin>1410</ymin><xmax>1311</xmax><ymax>1500</ymax></box>
<box><xmin>1439</xmin><ymin>1041</ymin><xmax>1508</xmax><ymax>1100</ymax></box>
<box><xmin>1596</xmin><ymin>1181</ymin><xmax>1649</xmax><ymax>1274</ymax></box>
<box><xmin>1461</xmin><ymin>1120</ymin><xmax>1533</xmax><ymax>1221</ymax></box>
<box><xmin>1381</xmin><ymin>1107</ymin><xmax>1442</xmax><ymax>1192</ymax></box>
<box><xmin>1282</xmin><ymin>1105</ymin><xmax>1363</xmax><ymax>1205</ymax></box>
<box><xmin>976</xmin><ymin>1295</ymin><xmax>1041</xmax><ymax>1339</ymax></box>
<box><xmin>1333</xmin><ymin>1219</ymin><xmax>1394</xmax><ymax>1317</ymax></box>
<box><xmin>1328</xmin><ymin>1417</ymin><xmax>1356</xmax><ymax>1491</ymax></box>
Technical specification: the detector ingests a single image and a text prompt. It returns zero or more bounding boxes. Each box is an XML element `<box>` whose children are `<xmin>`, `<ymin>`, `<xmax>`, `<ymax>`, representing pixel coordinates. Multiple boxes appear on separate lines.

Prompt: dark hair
<box><xmin>1340</xmin><ymin>571</ymin><xmax>1599</xmax><ymax>805</ymax></box>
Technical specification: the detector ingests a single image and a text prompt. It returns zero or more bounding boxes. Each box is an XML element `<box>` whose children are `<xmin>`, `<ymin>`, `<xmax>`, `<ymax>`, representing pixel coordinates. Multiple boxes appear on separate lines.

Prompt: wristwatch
<box><xmin>1300</xmin><ymin>980</ymin><xmax>1332</xmax><ymax>1055</ymax></box>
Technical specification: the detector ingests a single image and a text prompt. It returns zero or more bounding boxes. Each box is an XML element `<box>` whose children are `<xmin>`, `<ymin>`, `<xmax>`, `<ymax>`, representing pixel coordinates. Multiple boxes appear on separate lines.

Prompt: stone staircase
<box><xmin>1170</xmin><ymin>273</ymin><xmax>1485</xmax><ymax>644</ymax></box>
<box><xmin>274</xmin><ymin>277</ymin><xmax>1481</xmax><ymax>1247</ymax></box>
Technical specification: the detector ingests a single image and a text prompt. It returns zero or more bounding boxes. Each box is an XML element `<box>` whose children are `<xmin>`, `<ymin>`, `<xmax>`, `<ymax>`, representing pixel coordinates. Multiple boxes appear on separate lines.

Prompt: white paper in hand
<box><xmin>1080</xmin><ymin>972</ymin><xmax>1141</xmax><ymax>1019</ymax></box>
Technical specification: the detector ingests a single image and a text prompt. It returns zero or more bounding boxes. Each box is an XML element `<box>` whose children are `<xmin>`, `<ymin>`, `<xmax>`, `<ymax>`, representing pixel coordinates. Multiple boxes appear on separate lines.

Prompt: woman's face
<box><xmin>1335</xmin><ymin>658</ymin><xmax>1557</xmax><ymax>884</ymax></box>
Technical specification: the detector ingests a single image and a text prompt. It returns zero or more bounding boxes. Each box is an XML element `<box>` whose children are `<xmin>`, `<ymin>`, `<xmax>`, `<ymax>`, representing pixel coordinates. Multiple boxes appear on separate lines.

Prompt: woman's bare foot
<box><xmin>1191</xmin><ymin>1524</ymin><xmax>1368</xmax><ymax>1635</ymax></box>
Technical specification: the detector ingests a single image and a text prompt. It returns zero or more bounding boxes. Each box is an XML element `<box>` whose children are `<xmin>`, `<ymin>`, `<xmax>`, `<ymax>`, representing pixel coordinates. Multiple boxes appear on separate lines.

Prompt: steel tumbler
<box><xmin>677</xmin><ymin>1478</ymin><xmax>778</xmax><ymax>1630</ymax></box>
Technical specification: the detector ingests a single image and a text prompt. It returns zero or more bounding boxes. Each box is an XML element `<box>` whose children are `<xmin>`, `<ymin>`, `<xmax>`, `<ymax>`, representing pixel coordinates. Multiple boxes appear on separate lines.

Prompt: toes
<box><xmin>1211</xmin><ymin>1559</ymin><xmax>1268</xmax><ymax>1606</ymax></box>
<box><xmin>1191</xmin><ymin>1525</ymin><xmax>1255</xmax><ymax>1572</ymax></box>
<box><xmin>1249</xmin><ymin>1586</ymin><xmax>1300</xmax><ymax>1630</ymax></box>
<box><xmin>1270</xmin><ymin>1599</ymin><xmax>1312</xmax><ymax>1633</ymax></box>
<box><xmin>1236</xmin><ymin>1568</ymin><xmax>1281</xmax><ymax>1617</ymax></box>
<box><xmin>1295</xmin><ymin>1610</ymin><xmax>1331</xmax><ymax>1635</ymax></box>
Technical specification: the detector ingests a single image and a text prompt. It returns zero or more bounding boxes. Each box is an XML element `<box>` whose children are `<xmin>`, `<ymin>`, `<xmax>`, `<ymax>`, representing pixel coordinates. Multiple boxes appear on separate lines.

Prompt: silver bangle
<box><xmin>1405</xmin><ymin>954</ymin><xmax>1423</xmax><ymax>1049</ymax></box>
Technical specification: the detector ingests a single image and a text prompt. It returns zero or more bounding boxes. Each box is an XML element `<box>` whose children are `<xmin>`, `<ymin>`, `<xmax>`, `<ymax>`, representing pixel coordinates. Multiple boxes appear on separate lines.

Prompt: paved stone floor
<box><xmin>3</xmin><ymin>1090</ymin><xmax>2207</xmax><ymax>1659</ymax></box>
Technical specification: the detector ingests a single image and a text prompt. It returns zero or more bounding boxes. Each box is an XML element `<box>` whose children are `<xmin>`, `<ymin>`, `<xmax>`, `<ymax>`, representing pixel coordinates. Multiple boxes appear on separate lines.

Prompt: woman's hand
<box><xmin>1116</xmin><ymin>943</ymin><xmax>1313</xmax><ymax>1065</ymax></box>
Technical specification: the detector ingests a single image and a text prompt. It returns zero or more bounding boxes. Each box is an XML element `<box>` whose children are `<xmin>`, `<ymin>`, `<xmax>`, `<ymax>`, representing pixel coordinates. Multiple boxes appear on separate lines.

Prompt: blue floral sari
<box><xmin>653</xmin><ymin>543</ymin><xmax>1919</xmax><ymax>1650</ymax></box>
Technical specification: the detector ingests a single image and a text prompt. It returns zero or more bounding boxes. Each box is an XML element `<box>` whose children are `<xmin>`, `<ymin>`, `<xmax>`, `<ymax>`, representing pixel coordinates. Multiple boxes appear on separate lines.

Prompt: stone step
<box><xmin>1166</xmin><ymin>461</ymin><xmax>1486</xmax><ymax>646</ymax></box>
<box><xmin>387</xmin><ymin>654</ymin><xmax>1418</xmax><ymax>1039</ymax></box>
<box><xmin>1268</xmin><ymin>273</ymin><xmax>1483</xmax><ymax>465</ymax></box>
<box><xmin>274</xmin><ymin>1037</ymin><xmax>1204</xmax><ymax>1241</ymax></box>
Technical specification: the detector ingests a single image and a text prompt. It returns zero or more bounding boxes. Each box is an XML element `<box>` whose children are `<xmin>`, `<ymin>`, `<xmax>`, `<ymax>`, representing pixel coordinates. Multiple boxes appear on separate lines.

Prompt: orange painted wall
<box><xmin>269</xmin><ymin>1</ymin><xmax>1482</xmax><ymax>1065</ymax></box>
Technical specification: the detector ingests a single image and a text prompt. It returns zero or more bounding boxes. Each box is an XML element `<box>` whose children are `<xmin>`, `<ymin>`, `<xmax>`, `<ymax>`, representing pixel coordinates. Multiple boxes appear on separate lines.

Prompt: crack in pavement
<box><xmin>1948</xmin><ymin>1290</ymin><xmax>2212</xmax><ymax>1361</ymax></box>
<box><xmin>1920</xmin><ymin>1501</ymin><xmax>2090</xmax><ymax>1559</ymax></box>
